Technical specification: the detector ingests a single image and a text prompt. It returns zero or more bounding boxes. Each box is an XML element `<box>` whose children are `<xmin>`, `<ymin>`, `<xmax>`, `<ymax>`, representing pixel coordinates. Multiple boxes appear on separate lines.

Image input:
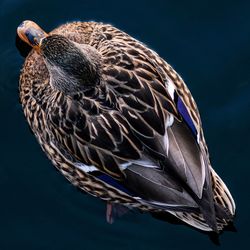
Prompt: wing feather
<box><xmin>47</xmin><ymin>32</ymin><xmax>209</xmax><ymax>205</ymax></box>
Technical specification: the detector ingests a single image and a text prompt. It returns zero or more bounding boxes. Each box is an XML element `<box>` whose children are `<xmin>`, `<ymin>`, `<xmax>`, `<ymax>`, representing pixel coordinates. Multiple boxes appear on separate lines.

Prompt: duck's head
<box><xmin>17</xmin><ymin>20</ymin><xmax>101</xmax><ymax>94</ymax></box>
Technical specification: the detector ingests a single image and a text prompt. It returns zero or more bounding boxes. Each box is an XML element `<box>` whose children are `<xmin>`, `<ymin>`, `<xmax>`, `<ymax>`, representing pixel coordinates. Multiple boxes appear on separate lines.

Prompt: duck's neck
<box><xmin>41</xmin><ymin>35</ymin><xmax>101</xmax><ymax>95</ymax></box>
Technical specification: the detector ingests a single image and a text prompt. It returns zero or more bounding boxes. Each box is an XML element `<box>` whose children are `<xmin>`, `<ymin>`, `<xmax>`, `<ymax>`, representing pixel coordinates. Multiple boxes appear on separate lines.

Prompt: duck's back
<box><xmin>19</xmin><ymin>21</ymin><xmax>235</xmax><ymax>232</ymax></box>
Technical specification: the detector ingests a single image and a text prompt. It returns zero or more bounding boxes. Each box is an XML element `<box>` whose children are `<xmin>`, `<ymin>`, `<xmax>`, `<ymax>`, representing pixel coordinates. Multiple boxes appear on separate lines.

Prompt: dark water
<box><xmin>1</xmin><ymin>0</ymin><xmax>249</xmax><ymax>249</ymax></box>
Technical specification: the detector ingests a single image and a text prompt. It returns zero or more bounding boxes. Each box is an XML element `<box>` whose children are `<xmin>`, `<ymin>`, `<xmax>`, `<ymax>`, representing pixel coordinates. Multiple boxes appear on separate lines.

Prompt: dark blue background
<box><xmin>0</xmin><ymin>0</ymin><xmax>249</xmax><ymax>249</ymax></box>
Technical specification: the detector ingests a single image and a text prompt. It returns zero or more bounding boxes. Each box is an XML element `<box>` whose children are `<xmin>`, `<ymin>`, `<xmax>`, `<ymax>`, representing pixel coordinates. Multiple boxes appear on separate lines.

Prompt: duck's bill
<box><xmin>17</xmin><ymin>20</ymin><xmax>48</xmax><ymax>50</ymax></box>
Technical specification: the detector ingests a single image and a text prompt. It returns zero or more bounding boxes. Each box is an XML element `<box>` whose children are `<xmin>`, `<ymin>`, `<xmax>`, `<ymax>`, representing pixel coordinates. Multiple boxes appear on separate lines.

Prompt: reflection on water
<box><xmin>1</xmin><ymin>0</ymin><xmax>250</xmax><ymax>249</ymax></box>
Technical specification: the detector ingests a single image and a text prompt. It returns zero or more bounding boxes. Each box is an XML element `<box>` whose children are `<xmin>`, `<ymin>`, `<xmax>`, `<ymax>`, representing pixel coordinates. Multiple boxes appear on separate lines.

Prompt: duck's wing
<box><xmin>98</xmin><ymin>36</ymin><xmax>225</xmax><ymax>229</ymax></box>
<box><xmin>46</xmin><ymin>34</ymin><xmax>220</xmax><ymax>229</ymax></box>
<box><xmin>47</xmin><ymin>92</ymin><xmax>144</xmax><ymax>179</ymax></box>
<box><xmin>46</xmin><ymin>90</ymin><xmax>203</xmax><ymax>213</ymax></box>
<box><xmin>46</xmin><ymin>37</ymin><xmax>207</xmax><ymax>191</ymax></box>
<box><xmin>100</xmin><ymin>39</ymin><xmax>208</xmax><ymax>197</ymax></box>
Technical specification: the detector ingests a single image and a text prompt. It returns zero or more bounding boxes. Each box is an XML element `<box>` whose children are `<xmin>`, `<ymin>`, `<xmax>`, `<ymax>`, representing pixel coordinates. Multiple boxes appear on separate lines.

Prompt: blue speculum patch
<box><xmin>176</xmin><ymin>94</ymin><xmax>197</xmax><ymax>137</ymax></box>
<box><xmin>93</xmin><ymin>173</ymin><xmax>134</xmax><ymax>196</ymax></box>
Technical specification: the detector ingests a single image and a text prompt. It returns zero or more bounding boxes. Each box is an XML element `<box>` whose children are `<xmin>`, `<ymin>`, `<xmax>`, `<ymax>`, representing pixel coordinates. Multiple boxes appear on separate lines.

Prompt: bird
<box><xmin>17</xmin><ymin>20</ymin><xmax>235</xmax><ymax>233</ymax></box>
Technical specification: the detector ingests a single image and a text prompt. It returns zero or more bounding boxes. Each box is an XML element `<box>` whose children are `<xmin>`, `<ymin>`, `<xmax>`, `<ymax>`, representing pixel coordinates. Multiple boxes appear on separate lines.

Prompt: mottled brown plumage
<box><xmin>18</xmin><ymin>21</ymin><xmax>235</xmax><ymax>232</ymax></box>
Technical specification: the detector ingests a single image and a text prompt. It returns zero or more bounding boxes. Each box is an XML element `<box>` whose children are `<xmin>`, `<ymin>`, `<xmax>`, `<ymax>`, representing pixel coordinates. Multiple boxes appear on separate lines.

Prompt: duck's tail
<box><xmin>166</xmin><ymin>167</ymin><xmax>235</xmax><ymax>232</ymax></box>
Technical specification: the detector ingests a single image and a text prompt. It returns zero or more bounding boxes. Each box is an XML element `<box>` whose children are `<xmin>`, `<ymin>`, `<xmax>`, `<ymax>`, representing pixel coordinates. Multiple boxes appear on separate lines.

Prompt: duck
<box><xmin>17</xmin><ymin>20</ymin><xmax>235</xmax><ymax>233</ymax></box>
